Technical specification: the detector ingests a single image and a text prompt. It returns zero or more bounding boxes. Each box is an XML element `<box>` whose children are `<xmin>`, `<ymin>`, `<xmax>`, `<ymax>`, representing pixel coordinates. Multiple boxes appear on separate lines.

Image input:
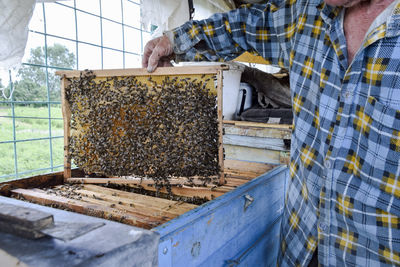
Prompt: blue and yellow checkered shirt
<box><xmin>170</xmin><ymin>0</ymin><xmax>400</xmax><ymax>265</ymax></box>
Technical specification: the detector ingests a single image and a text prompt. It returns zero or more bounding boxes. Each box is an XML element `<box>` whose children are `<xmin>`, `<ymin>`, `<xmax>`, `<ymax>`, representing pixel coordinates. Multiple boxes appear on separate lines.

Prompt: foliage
<box><xmin>1</xmin><ymin>44</ymin><xmax>75</xmax><ymax>102</ymax></box>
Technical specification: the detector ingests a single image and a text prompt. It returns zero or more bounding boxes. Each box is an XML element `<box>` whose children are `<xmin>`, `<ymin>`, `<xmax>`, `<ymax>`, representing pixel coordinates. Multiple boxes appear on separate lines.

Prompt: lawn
<box><xmin>0</xmin><ymin>104</ymin><xmax>64</xmax><ymax>182</ymax></box>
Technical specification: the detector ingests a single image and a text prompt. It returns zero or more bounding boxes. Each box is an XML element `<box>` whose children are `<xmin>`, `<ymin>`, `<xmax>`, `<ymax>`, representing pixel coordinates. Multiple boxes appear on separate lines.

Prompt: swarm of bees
<box><xmin>65</xmin><ymin>70</ymin><xmax>220</xmax><ymax>186</ymax></box>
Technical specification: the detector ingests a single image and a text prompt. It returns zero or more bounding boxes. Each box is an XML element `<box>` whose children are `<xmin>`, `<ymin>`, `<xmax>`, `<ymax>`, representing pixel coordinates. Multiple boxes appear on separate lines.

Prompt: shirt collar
<box><xmin>386</xmin><ymin>0</ymin><xmax>400</xmax><ymax>37</ymax></box>
<box><xmin>318</xmin><ymin>0</ymin><xmax>400</xmax><ymax>37</ymax></box>
<box><xmin>318</xmin><ymin>1</ymin><xmax>342</xmax><ymax>26</ymax></box>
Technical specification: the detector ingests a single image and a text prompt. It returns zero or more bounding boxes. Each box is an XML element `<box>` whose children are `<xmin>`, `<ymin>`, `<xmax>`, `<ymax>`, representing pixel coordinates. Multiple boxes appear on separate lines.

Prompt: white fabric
<box><xmin>141</xmin><ymin>0</ymin><xmax>236</xmax><ymax>37</ymax></box>
<box><xmin>141</xmin><ymin>0</ymin><xmax>189</xmax><ymax>37</ymax></box>
<box><xmin>0</xmin><ymin>0</ymin><xmax>36</xmax><ymax>71</ymax></box>
<box><xmin>0</xmin><ymin>0</ymin><xmax>62</xmax><ymax>71</ymax></box>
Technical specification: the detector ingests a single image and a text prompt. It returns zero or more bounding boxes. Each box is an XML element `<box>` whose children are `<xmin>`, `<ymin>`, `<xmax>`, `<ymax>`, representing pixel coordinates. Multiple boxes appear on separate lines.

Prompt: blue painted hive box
<box><xmin>0</xmin><ymin>162</ymin><xmax>288</xmax><ymax>266</ymax></box>
<box><xmin>155</xmin><ymin>165</ymin><xmax>288</xmax><ymax>266</ymax></box>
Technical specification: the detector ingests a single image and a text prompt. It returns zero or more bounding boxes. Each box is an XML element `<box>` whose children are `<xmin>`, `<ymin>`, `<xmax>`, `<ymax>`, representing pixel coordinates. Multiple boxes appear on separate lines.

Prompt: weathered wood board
<box><xmin>0</xmin><ymin>202</ymin><xmax>53</xmax><ymax>230</ymax></box>
<box><xmin>7</xmin><ymin>160</ymin><xmax>274</xmax><ymax>229</ymax></box>
<box><xmin>223</xmin><ymin>121</ymin><xmax>291</xmax><ymax>165</ymax></box>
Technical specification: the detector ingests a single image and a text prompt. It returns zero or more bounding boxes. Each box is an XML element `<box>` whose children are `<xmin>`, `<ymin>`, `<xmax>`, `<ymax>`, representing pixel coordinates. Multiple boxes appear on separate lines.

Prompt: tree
<box><xmin>3</xmin><ymin>44</ymin><xmax>75</xmax><ymax>102</ymax></box>
<box><xmin>0</xmin><ymin>77</ymin><xmax>12</xmax><ymax>100</ymax></box>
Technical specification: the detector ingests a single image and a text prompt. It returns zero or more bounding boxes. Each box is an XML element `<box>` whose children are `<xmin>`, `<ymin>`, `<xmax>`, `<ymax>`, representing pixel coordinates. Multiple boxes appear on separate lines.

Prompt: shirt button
<box><xmin>319</xmin><ymin>222</ymin><xmax>328</xmax><ymax>232</ymax></box>
<box><xmin>324</xmin><ymin>160</ymin><xmax>332</xmax><ymax>169</ymax></box>
<box><xmin>341</xmin><ymin>89</ymin><xmax>352</xmax><ymax>99</ymax></box>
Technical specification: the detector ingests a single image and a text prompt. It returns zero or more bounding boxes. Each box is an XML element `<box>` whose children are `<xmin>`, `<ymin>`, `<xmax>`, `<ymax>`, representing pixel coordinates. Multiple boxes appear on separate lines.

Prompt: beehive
<box><xmin>57</xmin><ymin>66</ymin><xmax>227</xmax><ymax>186</ymax></box>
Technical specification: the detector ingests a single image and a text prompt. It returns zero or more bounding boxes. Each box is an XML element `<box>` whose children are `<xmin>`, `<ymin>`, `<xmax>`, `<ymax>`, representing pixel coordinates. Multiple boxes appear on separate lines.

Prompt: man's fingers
<box><xmin>147</xmin><ymin>50</ymin><xmax>162</xmax><ymax>73</ymax></box>
<box><xmin>142</xmin><ymin>35</ymin><xmax>173</xmax><ymax>72</ymax></box>
<box><xmin>142</xmin><ymin>39</ymin><xmax>157</xmax><ymax>68</ymax></box>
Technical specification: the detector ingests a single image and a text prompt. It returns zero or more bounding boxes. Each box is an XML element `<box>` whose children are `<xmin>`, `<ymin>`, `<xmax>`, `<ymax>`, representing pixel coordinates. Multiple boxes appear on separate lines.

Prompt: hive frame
<box><xmin>57</xmin><ymin>65</ymin><xmax>228</xmax><ymax>185</ymax></box>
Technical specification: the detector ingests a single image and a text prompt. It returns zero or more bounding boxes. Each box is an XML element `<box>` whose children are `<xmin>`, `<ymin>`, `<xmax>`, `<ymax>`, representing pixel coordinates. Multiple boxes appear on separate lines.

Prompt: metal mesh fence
<box><xmin>0</xmin><ymin>0</ymin><xmax>150</xmax><ymax>181</ymax></box>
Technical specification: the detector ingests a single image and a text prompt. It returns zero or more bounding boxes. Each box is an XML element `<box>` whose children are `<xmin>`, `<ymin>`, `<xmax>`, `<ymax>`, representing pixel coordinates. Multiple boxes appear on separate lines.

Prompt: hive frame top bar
<box><xmin>55</xmin><ymin>65</ymin><xmax>230</xmax><ymax>78</ymax></box>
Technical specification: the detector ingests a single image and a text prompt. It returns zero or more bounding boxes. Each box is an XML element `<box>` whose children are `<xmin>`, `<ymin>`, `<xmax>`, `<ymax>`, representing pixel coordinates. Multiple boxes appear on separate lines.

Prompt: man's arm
<box><xmin>143</xmin><ymin>2</ymin><xmax>296</xmax><ymax>71</ymax></box>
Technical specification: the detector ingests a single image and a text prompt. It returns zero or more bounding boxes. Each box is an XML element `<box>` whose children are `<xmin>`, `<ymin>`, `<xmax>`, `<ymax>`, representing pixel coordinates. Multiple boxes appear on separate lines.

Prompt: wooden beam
<box><xmin>217</xmin><ymin>70</ymin><xmax>225</xmax><ymax>185</ymax></box>
<box><xmin>0</xmin><ymin>202</ymin><xmax>53</xmax><ymax>230</ymax></box>
<box><xmin>11</xmin><ymin>188</ymin><xmax>160</xmax><ymax>229</ymax></box>
<box><xmin>0</xmin><ymin>172</ymin><xmax>63</xmax><ymax>197</ymax></box>
<box><xmin>55</xmin><ymin>65</ymin><xmax>229</xmax><ymax>78</ymax></box>
<box><xmin>74</xmin><ymin>185</ymin><xmax>196</xmax><ymax>217</ymax></box>
<box><xmin>66</xmin><ymin>177</ymin><xmax>217</xmax><ymax>187</ymax></box>
<box><xmin>223</xmin><ymin>120</ymin><xmax>292</xmax><ymax>129</ymax></box>
<box><xmin>224</xmin><ymin>134</ymin><xmax>288</xmax><ymax>151</ymax></box>
<box><xmin>66</xmin><ymin>177</ymin><xmax>231</xmax><ymax>200</ymax></box>
<box><xmin>224</xmin><ymin>124</ymin><xmax>292</xmax><ymax>139</ymax></box>
<box><xmin>224</xmin><ymin>144</ymin><xmax>283</xmax><ymax>165</ymax></box>
<box><xmin>61</xmin><ymin>76</ymin><xmax>71</xmax><ymax>180</ymax></box>
<box><xmin>224</xmin><ymin>159</ymin><xmax>274</xmax><ymax>174</ymax></box>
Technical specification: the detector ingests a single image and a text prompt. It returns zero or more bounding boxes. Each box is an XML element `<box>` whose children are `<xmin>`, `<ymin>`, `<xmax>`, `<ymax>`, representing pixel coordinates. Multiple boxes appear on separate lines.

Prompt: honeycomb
<box><xmin>65</xmin><ymin>70</ymin><xmax>221</xmax><ymax>186</ymax></box>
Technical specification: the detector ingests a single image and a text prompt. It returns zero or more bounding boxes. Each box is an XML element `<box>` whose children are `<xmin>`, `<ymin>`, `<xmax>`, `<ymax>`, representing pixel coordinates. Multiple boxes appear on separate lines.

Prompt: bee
<box><xmin>66</xmin><ymin>71</ymin><xmax>221</xmax><ymax>185</ymax></box>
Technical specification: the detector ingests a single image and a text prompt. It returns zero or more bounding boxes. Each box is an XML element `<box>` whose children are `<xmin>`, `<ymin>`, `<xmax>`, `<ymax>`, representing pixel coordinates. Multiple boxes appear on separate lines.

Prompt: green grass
<box><xmin>0</xmin><ymin>105</ymin><xmax>64</xmax><ymax>182</ymax></box>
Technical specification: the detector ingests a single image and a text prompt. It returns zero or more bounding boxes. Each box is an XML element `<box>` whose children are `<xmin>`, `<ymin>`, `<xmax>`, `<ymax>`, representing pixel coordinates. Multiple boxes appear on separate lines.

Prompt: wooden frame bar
<box><xmin>57</xmin><ymin>66</ymin><xmax>228</xmax><ymax>184</ymax></box>
<box><xmin>60</xmin><ymin>76</ymin><xmax>71</xmax><ymax>180</ymax></box>
<box><xmin>55</xmin><ymin>65</ymin><xmax>229</xmax><ymax>78</ymax></box>
<box><xmin>217</xmin><ymin>70</ymin><xmax>225</xmax><ymax>185</ymax></box>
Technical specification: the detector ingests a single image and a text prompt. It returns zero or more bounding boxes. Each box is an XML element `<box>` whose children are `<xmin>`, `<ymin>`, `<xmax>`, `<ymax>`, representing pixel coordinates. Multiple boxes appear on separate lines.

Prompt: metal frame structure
<box><xmin>0</xmin><ymin>0</ymin><xmax>148</xmax><ymax>181</ymax></box>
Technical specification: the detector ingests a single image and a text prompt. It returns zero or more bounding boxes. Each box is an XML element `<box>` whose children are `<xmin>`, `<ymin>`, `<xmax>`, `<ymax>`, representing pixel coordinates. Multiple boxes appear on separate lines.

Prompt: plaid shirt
<box><xmin>170</xmin><ymin>0</ymin><xmax>400</xmax><ymax>266</ymax></box>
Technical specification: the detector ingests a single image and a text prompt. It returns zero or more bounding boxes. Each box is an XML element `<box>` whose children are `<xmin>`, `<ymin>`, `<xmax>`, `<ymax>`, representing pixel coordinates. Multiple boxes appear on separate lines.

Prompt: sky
<box><xmin>0</xmin><ymin>0</ymin><xmax>149</xmax><ymax>90</ymax></box>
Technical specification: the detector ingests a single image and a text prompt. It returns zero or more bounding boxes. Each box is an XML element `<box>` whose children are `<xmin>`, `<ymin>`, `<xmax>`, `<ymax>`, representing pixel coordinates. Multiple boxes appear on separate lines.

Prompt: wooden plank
<box><xmin>224</xmin><ymin>124</ymin><xmax>291</xmax><ymax>139</ymax></box>
<box><xmin>224</xmin><ymin>120</ymin><xmax>292</xmax><ymax>129</ymax></box>
<box><xmin>66</xmin><ymin>176</ymin><xmax>237</xmax><ymax>191</ymax></box>
<box><xmin>32</xmin><ymin>187</ymin><xmax>171</xmax><ymax>221</ymax></box>
<box><xmin>0</xmin><ymin>202</ymin><xmax>53</xmax><ymax>230</ymax></box>
<box><xmin>0</xmin><ymin>172</ymin><xmax>64</xmax><ymax>197</ymax></box>
<box><xmin>223</xmin><ymin>179</ymin><xmax>246</xmax><ymax>187</ymax></box>
<box><xmin>61</xmin><ymin>76</ymin><xmax>71</xmax><ymax>180</ymax></box>
<box><xmin>76</xmin><ymin>195</ymin><xmax>169</xmax><ymax>224</ymax></box>
<box><xmin>217</xmin><ymin>70</ymin><xmax>225</xmax><ymax>185</ymax></box>
<box><xmin>225</xmin><ymin>171</ymin><xmax>262</xmax><ymax>180</ymax></box>
<box><xmin>0</xmin><ymin>202</ymin><xmax>54</xmax><ymax>240</ymax></box>
<box><xmin>224</xmin><ymin>159</ymin><xmax>274</xmax><ymax>174</ymax></box>
<box><xmin>79</xmin><ymin>184</ymin><xmax>197</xmax><ymax>213</ymax></box>
<box><xmin>0</xmin><ymin>220</ymin><xmax>46</xmax><ymax>240</ymax></box>
<box><xmin>55</xmin><ymin>65</ymin><xmax>229</xmax><ymax>78</ymax></box>
<box><xmin>73</xmin><ymin>188</ymin><xmax>194</xmax><ymax>219</ymax></box>
<box><xmin>67</xmin><ymin>177</ymin><xmax>218</xmax><ymax>187</ymax></box>
<box><xmin>66</xmin><ymin>178</ymin><xmax>228</xmax><ymax>200</ymax></box>
<box><xmin>224</xmin><ymin>144</ymin><xmax>281</xmax><ymax>165</ymax></box>
<box><xmin>223</xmin><ymin>134</ymin><xmax>288</xmax><ymax>151</ymax></box>
<box><xmin>11</xmin><ymin>188</ymin><xmax>160</xmax><ymax>229</ymax></box>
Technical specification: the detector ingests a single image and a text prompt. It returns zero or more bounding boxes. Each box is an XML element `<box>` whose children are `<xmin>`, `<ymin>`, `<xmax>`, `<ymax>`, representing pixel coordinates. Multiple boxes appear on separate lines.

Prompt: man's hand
<box><xmin>142</xmin><ymin>35</ymin><xmax>174</xmax><ymax>72</ymax></box>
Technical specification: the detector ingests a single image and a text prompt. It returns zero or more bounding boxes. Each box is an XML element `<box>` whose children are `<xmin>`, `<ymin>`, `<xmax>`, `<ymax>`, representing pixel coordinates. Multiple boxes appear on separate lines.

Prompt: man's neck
<box><xmin>343</xmin><ymin>0</ymin><xmax>395</xmax><ymax>64</ymax></box>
